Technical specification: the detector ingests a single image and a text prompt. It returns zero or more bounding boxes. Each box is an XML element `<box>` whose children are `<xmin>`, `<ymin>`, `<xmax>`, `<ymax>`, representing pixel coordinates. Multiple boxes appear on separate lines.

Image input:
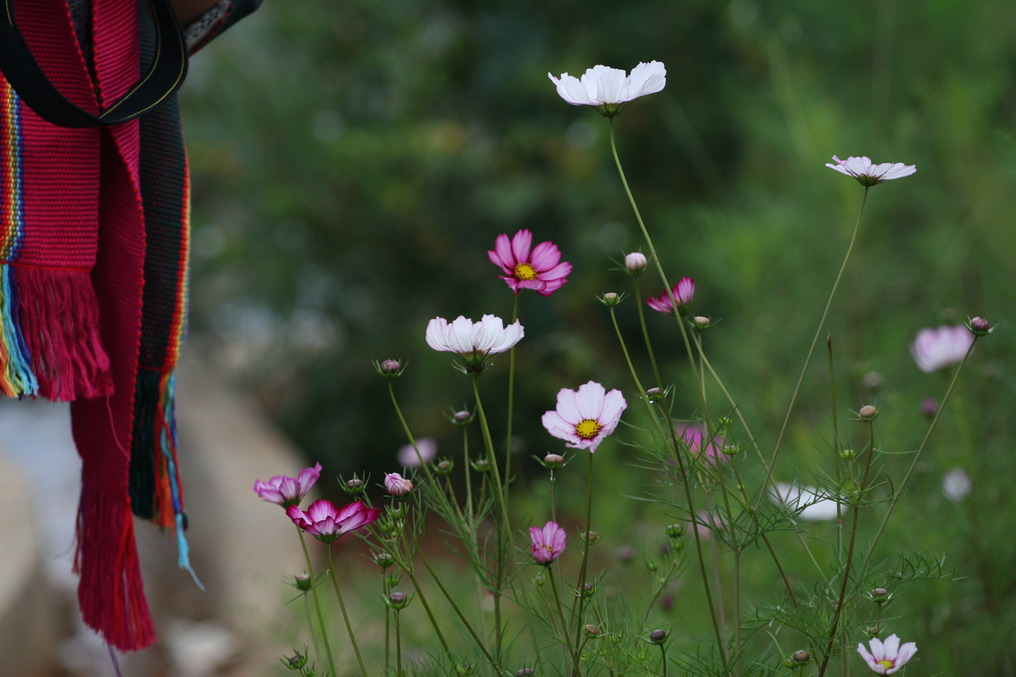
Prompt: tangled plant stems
<box><xmin>251</xmin><ymin>62</ymin><xmax>997</xmax><ymax>676</ymax></box>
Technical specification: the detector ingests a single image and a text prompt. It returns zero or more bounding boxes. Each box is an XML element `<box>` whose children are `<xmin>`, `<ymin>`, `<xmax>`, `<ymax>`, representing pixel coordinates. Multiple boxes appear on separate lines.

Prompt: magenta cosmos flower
<box><xmin>910</xmin><ymin>325</ymin><xmax>973</xmax><ymax>373</ymax></box>
<box><xmin>646</xmin><ymin>277</ymin><xmax>695</xmax><ymax>315</ymax></box>
<box><xmin>826</xmin><ymin>156</ymin><xmax>916</xmax><ymax>187</ymax></box>
<box><xmin>253</xmin><ymin>463</ymin><xmax>322</xmax><ymax>508</ymax></box>
<box><xmin>857</xmin><ymin>634</ymin><xmax>918</xmax><ymax>675</ymax></box>
<box><xmin>530</xmin><ymin>521</ymin><xmax>567</xmax><ymax>565</ymax></box>
<box><xmin>542</xmin><ymin>381</ymin><xmax>627</xmax><ymax>453</ymax></box>
<box><xmin>426</xmin><ymin>314</ymin><xmax>524</xmax><ymax>372</ymax></box>
<box><xmin>488</xmin><ymin>229</ymin><xmax>572</xmax><ymax>296</ymax></box>
<box><xmin>677</xmin><ymin>423</ymin><xmax>725</xmax><ymax>466</ymax></box>
<box><xmin>549</xmin><ymin>61</ymin><xmax>666</xmax><ymax>117</ymax></box>
<box><xmin>286</xmin><ymin>499</ymin><xmax>380</xmax><ymax>544</ymax></box>
<box><xmin>384</xmin><ymin>472</ymin><xmax>413</xmax><ymax>496</ymax></box>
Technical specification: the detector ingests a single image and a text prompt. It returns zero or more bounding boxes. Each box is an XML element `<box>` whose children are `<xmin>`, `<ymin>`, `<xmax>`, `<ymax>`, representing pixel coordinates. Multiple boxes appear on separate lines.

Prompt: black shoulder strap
<box><xmin>0</xmin><ymin>0</ymin><xmax>188</xmax><ymax>128</ymax></box>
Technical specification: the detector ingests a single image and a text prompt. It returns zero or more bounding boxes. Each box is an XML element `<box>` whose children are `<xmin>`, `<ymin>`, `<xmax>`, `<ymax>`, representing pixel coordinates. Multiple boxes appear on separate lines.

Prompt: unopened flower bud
<box><xmin>543</xmin><ymin>453</ymin><xmax>565</xmax><ymax>469</ymax></box>
<box><xmin>582</xmin><ymin>530</ymin><xmax>600</xmax><ymax>545</ymax></box>
<box><xmin>516</xmin><ymin>669</ymin><xmax>534</xmax><ymax>677</ymax></box>
<box><xmin>646</xmin><ymin>386</ymin><xmax>664</xmax><ymax>402</ymax></box>
<box><xmin>600</xmin><ymin>292</ymin><xmax>623</xmax><ymax>306</ymax></box>
<box><xmin>471</xmin><ymin>458</ymin><xmax>491</xmax><ymax>473</ymax></box>
<box><xmin>665</xmin><ymin>523</ymin><xmax>684</xmax><ymax>539</ymax></box>
<box><xmin>374</xmin><ymin>359</ymin><xmax>405</xmax><ymax>379</ymax></box>
<box><xmin>533</xmin><ymin>573</ymin><xmax>545</xmax><ymax>587</ymax></box>
<box><xmin>342</xmin><ymin>477</ymin><xmax>366</xmax><ymax>495</ymax></box>
<box><xmin>921</xmin><ymin>398</ymin><xmax>938</xmax><ymax>419</ymax></box>
<box><xmin>968</xmin><ymin>316</ymin><xmax>992</xmax><ymax>336</ymax></box>
<box><xmin>690</xmin><ymin>315</ymin><xmax>712</xmax><ymax>331</ymax></box>
<box><xmin>866</xmin><ymin>626</ymin><xmax>881</xmax><ymax>638</ymax></box>
<box><xmin>448</xmin><ymin>408</ymin><xmax>475</xmax><ymax>426</ymax></box>
<box><xmin>283</xmin><ymin>650</ymin><xmax>308</xmax><ymax>670</ymax></box>
<box><xmin>858</xmin><ymin>405</ymin><xmax>879</xmax><ymax>421</ymax></box>
<box><xmin>792</xmin><ymin>650</ymin><xmax>810</xmax><ymax>664</ymax></box>
<box><xmin>624</xmin><ymin>252</ymin><xmax>648</xmax><ymax>275</ymax></box>
<box><xmin>373</xmin><ymin>552</ymin><xmax>395</xmax><ymax>569</ymax></box>
<box><xmin>581</xmin><ymin>582</ymin><xmax>596</xmax><ymax>597</ymax></box>
<box><xmin>384</xmin><ymin>472</ymin><xmax>413</xmax><ymax>496</ymax></box>
<box><xmin>872</xmin><ymin>587</ymin><xmax>888</xmax><ymax>598</ymax></box>
<box><xmin>436</xmin><ymin>458</ymin><xmax>454</xmax><ymax>475</ymax></box>
<box><xmin>722</xmin><ymin>444</ymin><xmax>739</xmax><ymax>456</ymax></box>
<box><xmin>292</xmin><ymin>573</ymin><xmax>312</xmax><ymax>591</ymax></box>
<box><xmin>388</xmin><ymin>591</ymin><xmax>410</xmax><ymax>609</ymax></box>
<box><xmin>454</xmin><ymin>664</ymin><xmax>477</xmax><ymax>676</ymax></box>
<box><xmin>385</xmin><ymin>573</ymin><xmax>401</xmax><ymax>588</ymax></box>
<box><xmin>617</xmin><ymin>545</ymin><xmax>634</xmax><ymax>563</ymax></box>
<box><xmin>583</xmin><ymin>624</ymin><xmax>601</xmax><ymax>638</ymax></box>
<box><xmin>649</xmin><ymin>629</ymin><xmax>667</xmax><ymax>644</ymax></box>
<box><xmin>647</xmin><ymin>559</ymin><xmax>659</xmax><ymax>573</ymax></box>
<box><xmin>839</xmin><ymin>447</ymin><xmax>857</xmax><ymax>460</ymax></box>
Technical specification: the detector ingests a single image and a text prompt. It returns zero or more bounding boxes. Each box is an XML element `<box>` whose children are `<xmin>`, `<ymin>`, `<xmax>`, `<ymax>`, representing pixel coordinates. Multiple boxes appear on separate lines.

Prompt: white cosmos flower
<box><xmin>857</xmin><ymin>634</ymin><xmax>918</xmax><ymax>675</ymax></box>
<box><xmin>426</xmin><ymin>314</ymin><xmax>524</xmax><ymax>372</ymax></box>
<box><xmin>825</xmin><ymin>155</ymin><xmax>916</xmax><ymax>187</ymax></box>
<box><xmin>770</xmin><ymin>483</ymin><xmax>841</xmax><ymax>521</ymax></box>
<box><xmin>548</xmin><ymin>61</ymin><xmax>666</xmax><ymax>116</ymax></box>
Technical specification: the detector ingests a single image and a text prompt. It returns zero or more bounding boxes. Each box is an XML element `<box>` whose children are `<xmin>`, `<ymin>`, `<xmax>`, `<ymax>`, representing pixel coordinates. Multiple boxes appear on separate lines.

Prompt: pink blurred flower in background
<box><xmin>910</xmin><ymin>325</ymin><xmax>973</xmax><ymax>372</ymax></box>
<box><xmin>825</xmin><ymin>156</ymin><xmax>916</xmax><ymax>187</ymax></box>
<box><xmin>398</xmin><ymin>437</ymin><xmax>437</xmax><ymax>468</ymax></box>
<box><xmin>677</xmin><ymin>423</ymin><xmax>725</xmax><ymax>466</ymax></box>
<box><xmin>286</xmin><ymin>499</ymin><xmax>380</xmax><ymax>544</ymax></box>
<box><xmin>646</xmin><ymin>277</ymin><xmax>695</xmax><ymax>315</ymax></box>
<box><xmin>488</xmin><ymin>229</ymin><xmax>572</xmax><ymax>296</ymax></box>
<box><xmin>253</xmin><ymin>463</ymin><xmax>322</xmax><ymax>508</ymax></box>
<box><xmin>542</xmin><ymin>381</ymin><xmax>627</xmax><ymax>453</ymax></box>
<box><xmin>857</xmin><ymin>634</ymin><xmax>918</xmax><ymax>675</ymax></box>
<box><xmin>530</xmin><ymin>521</ymin><xmax>567</xmax><ymax>564</ymax></box>
<box><xmin>548</xmin><ymin>61</ymin><xmax>666</xmax><ymax>116</ymax></box>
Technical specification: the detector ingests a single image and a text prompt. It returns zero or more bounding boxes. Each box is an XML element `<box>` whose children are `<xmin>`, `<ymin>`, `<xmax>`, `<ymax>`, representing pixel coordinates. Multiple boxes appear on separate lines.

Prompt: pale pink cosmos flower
<box><xmin>253</xmin><ymin>463</ymin><xmax>322</xmax><ymax>508</ymax></box>
<box><xmin>646</xmin><ymin>277</ymin><xmax>695</xmax><ymax>315</ymax></box>
<box><xmin>857</xmin><ymin>634</ymin><xmax>918</xmax><ymax>675</ymax></box>
<box><xmin>530</xmin><ymin>521</ymin><xmax>567</xmax><ymax>564</ymax></box>
<box><xmin>826</xmin><ymin>156</ymin><xmax>916</xmax><ymax>187</ymax></box>
<box><xmin>488</xmin><ymin>230</ymin><xmax>572</xmax><ymax>296</ymax></box>
<box><xmin>910</xmin><ymin>325</ymin><xmax>973</xmax><ymax>373</ymax></box>
<box><xmin>542</xmin><ymin>381</ymin><xmax>627</xmax><ymax>453</ymax></box>
<box><xmin>426</xmin><ymin>314</ymin><xmax>524</xmax><ymax>372</ymax></box>
<box><xmin>770</xmin><ymin>483</ymin><xmax>840</xmax><ymax>521</ymax></box>
<box><xmin>548</xmin><ymin>62</ymin><xmax>666</xmax><ymax>116</ymax></box>
<box><xmin>384</xmin><ymin>472</ymin><xmax>414</xmax><ymax>496</ymax></box>
<box><xmin>286</xmin><ymin>499</ymin><xmax>380</xmax><ymax>544</ymax></box>
<box><xmin>398</xmin><ymin>438</ymin><xmax>437</xmax><ymax>468</ymax></box>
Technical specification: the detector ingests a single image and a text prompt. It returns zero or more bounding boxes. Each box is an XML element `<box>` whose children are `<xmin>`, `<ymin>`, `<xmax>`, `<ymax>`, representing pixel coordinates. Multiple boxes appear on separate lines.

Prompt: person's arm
<box><xmin>171</xmin><ymin>0</ymin><xmax>222</xmax><ymax>26</ymax></box>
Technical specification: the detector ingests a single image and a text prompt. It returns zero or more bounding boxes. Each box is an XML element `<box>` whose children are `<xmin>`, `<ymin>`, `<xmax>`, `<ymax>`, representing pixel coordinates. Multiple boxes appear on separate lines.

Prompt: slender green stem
<box><xmin>389</xmin><ymin>383</ymin><xmax>438</xmax><ymax>487</ymax></box>
<box><xmin>659</xmin><ymin>642</ymin><xmax>669</xmax><ymax>677</ymax></box>
<box><xmin>505</xmin><ymin>294</ymin><xmax>520</xmax><ymax>504</ymax></box>
<box><xmin>395</xmin><ymin>609</ymin><xmax>403</xmax><ymax>677</ymax></box>
<box><xmin>384</xmin><ymin>570</ymin><xmax>391</xmax><ymax>674</ymax></box>
<box><xmin>548</xmin><ymin>566</ymin><xmax>582</xmax><ymax>674</ymax></box>
<box><xmin>817</xmin><ymin>421</ymin><xmax>877</xmax><ymax>677</ymax></box>
<box><xmin>417</xmin><ymin>550</ymin><xmax>498</xmax><ymax>667</ymax></box>
<box><xmin>572</xmin><ymin>453</ymin><xmax>595</xmax><ymax>648</ymax></box>
<box><xmin>326</xmin><ymin>546</ymin><xmax>369</xmax><ymax>677</ymax></box>
<box><xmin>634</xmin><ymin>276</ymin><xmax>665</xmax><ymax>390</ymax></box>
<box><xmin>759</xmin><ymin>188</ymin><xmax>869</xmax><ymax>507</ymax></box>
<box><xmin>861</xmin><ymin>338</ymin><xmax>977</xmax><ymax>571</ymax></box>
<box><xmin>828</xmin><ymin>335</ymin><xmax>846</xmax><ymax>562</ymax></box>
<box><xmin>297</xmin><ymin>529</ymin><xmax>335</xmax><ymax>676</ymax></box>
<box><xmin>472</xmin><ymin>376</ymin><xmax>511</xmax><ymax>532</ymax></box>
<box><xmin>550</xmin><ymin>469</ymin><xmax>558</xmax><ymax>524</ymax></box>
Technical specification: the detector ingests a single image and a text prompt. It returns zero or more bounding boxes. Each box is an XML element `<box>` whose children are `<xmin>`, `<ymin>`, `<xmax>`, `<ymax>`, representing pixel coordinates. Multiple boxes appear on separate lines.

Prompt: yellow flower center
<box><xmin>877</xmin><ymin>660</ymin><xmax>893</xmax><ymax>670</ymax></box>
<box><xmin>575</xmin><ymin>418</ymin><xmax>602</xmax><ymax>440</ymax></box>
<box><xmin>514</xmin><ymin>262</ymin><xmax>538</xmax><ymax>280</ymax></box>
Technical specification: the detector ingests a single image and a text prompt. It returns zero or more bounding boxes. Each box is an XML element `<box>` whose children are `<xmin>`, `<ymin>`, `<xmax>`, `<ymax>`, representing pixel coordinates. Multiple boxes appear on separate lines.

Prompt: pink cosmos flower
<box><xmin>253</xmin><ymin>463</ymin><xmax>322</xmax><ymax>508</ymax></box>
<box><xmin>488</xmin><ymin>230</ymin><xmax>572</xmax><ymax>296</ymax></box>
<box><xmin>398</xmin><ymin>438</ymin><xmax>437</xmax><ymax>468</ymax></box>
<box><xmin>542</xmin><ymin>381</ymin><xmax>627</xmax><ymax>453</ymax></box>
<box><xmin>530</xmin><ymin>521</ymin><xmax>567</xmax><ymax>564</ymax></box>
<box><xmin>426</xmin><ymin>314</ymin><xmax>525</xmax><ymax>372</ymax></box>
<box><xmin>676</xmin><ymin>423</ymin><xmax>726</xmax><ymax>466</ymax></box>
<box><xmin>825</xmin><ymin>156</ymin><xmax>916</xmax><ymax>187</ymax></box>
<box><xmin>548</xmin><ymin>62</ymin><xmax>666</xmax><ymax>116</ymax></box>
<box><xmin>286</xmin><ymin>499</ymin><xmax>380</xmax><ymax>544</ymax></box>
<box><xmin>857</xmin><ymin>634</ymin><xmax>918</xmax><ymax>675</ymax></box>
<box><xmin>384</xmin><ymin>472</ymin><xmax>414</xmax><ymax>496</ymax></box>
<box><xmin>910</xmin><ymin>325</ymin><xmax>973</xmax><ymax>372</ymax></box>
<box><xmin>646</xmin><ymin>277</ymin><xmax>695</xmax><ymax>315</ymax></box>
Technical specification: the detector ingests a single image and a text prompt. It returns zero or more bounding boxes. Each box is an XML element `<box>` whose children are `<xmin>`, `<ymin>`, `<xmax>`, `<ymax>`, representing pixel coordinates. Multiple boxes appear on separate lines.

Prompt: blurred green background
<box><xmin>181</xmin><ymin>1</ymin><xmax>1015</xmax><ymax>673</ymax></box>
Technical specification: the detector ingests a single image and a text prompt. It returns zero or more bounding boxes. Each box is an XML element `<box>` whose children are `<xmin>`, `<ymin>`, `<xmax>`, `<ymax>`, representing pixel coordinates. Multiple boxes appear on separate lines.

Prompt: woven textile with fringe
<box><xmin>0</xmin><ymin>0</ymin><xmax>260</xmax><ymax>652</ymax></box>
